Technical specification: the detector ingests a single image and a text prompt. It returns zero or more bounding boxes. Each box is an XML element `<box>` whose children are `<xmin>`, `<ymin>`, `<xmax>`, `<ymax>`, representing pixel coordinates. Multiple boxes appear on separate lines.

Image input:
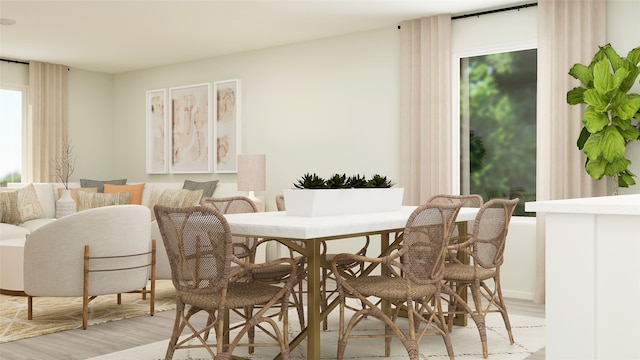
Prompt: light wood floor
<box><xmin>0</xmin><ymin>296</ymin><xmax>545</xmax><ymax>360</ymax></box>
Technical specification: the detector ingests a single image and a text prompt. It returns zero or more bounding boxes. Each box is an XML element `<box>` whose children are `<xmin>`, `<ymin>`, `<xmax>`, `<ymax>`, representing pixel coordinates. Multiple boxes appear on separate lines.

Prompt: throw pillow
<box><xmin>182</xmin><ymin>180</ymin><xmax>218</xmax><ymax>198</ymax></box>
<box><xmin>148</xmin><ymin>188</ymin><xmax>203</xmax><ymax>220</ymax></box>
<box><xmin>0</xmin><ymin>189</ymin><xmax>21</xmax><ymax>224</ymax></box>
<box><xmin>103</xmin><ymin>183</ymin><xmax>145</xmax><ymax>205</ymax></box>
<box><xmin>57</xmin><ymin>187</ymin><xmax>99</xmax><ymax>211</ymax></box>
<box><xmin>0</xmin><ymin>184</ymin><xmax>44</xmax><ymax>224</ymax></box>
<box><xmin>77</xmin><ymin>191</ymin><xmax>132</xmax><ymax>212</ymax></box>
<box><xmin>17</xmin><ymin>183</ymin><xmax>44</xmax><ymax>222</ymax></box>
<box><xmin>79</xmin><ymin>178</ymin><xmax>127</xmax><ymax>193</ymax></box>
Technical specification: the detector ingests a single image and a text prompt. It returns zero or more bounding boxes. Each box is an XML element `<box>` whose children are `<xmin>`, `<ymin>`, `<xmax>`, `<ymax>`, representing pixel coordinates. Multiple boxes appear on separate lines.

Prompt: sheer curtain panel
<box><xmin>27</xmin><ymin>61</ymin><xmax>69</xmax><ymax>183</ymax></box>
<box><xmin>399</xmin><ymin>15</ymin><xmax>452</xmax><ymax>206</ymax></box>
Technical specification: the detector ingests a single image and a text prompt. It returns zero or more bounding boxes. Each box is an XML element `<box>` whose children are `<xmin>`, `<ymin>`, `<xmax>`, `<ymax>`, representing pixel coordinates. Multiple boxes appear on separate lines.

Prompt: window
<box><xmin>454</xmin><ymin>46</ymin><xmax>537</xmax><ymax>216</ymax></box>
<box><xmin>0</xmin><ymin>86</ymin><xmax>27</xmax><ymax>183</ymax></box>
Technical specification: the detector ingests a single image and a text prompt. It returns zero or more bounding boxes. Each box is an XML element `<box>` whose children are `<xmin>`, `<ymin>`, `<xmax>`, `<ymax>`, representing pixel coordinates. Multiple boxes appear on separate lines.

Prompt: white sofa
<box><xmin>0</xmin><ymin>181</ymin><xmax>246</xmax><ymax>292</ymax></box>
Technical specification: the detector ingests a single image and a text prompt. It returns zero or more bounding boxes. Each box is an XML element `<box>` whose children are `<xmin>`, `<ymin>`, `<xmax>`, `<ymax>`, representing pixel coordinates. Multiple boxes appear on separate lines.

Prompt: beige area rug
<box><xmin>0</xmin><ymin>280</ymin><xmax>176</xmax><ymax>343</ymax></box>
<box><xmin>88</xmin><ymin>306</ymin><xmax>545</xmax><ymax>360</ymax></box>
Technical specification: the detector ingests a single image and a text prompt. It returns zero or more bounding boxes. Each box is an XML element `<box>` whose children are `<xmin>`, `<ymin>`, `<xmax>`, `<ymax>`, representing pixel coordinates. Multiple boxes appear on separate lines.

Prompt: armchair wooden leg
<box><xmin>27</xmin><ymin>295</ymin><xmax>33</xmax><ymax>320</ymax></box>
<box><xmin>83</xmin><ymin>245</ymin><xmax>90</xmax><ymax>329</ymax></box>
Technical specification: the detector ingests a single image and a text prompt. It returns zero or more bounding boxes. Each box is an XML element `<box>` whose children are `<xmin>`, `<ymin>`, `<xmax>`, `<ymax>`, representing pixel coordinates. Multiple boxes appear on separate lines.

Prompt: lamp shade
<box><xmin>237</xmin><ymin>154</ymin><xmax>266</xmax><ymax>191</ymax></box>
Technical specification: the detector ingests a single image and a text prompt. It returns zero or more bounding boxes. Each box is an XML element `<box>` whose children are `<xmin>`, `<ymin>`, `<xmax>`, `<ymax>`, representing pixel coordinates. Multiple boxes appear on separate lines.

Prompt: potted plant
<box><xmin>284</xmin><ymin>173</ymin><xmax>402</xmax><ymax>217</ymax></box>
<box><xmin>53</xmin><ymin>138</ymin><xmax>77</xmax><ymax>217</ymax></box>
<box><xmin>567</xmin><ymin>43</ymin><xmax>640</xmax><ymax>194</ymax></box>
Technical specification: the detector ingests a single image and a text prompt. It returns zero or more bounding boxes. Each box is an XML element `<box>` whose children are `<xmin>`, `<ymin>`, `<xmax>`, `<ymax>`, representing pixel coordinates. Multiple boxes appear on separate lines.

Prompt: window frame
<box><xmin>0</xmin><ymin>84</ymin><xmax>28</xmax><ymax>182</ymax></box>
<box><xmin>450</xmin><ymin>40</ymin><xmax>537</xmax><ymax>199</ymax></box>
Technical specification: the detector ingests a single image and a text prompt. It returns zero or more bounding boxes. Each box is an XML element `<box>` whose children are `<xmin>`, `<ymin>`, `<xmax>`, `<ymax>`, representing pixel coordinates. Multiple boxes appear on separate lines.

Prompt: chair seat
<box><xmin>251</xmin><ymin>264</ymin><xmax>294</xmax><ymax>281</ymax></box>
<box><xmin>324</xmin><ymin>253</ymin><xmax>360</xmax><ymax>267</ymax></box>
<box><xmin>179</xmin><ymin>281</ymin><xmax>283</xmax><ymax>310</ymax></box>
<box><xmin>444</xmin><ymin>263</ymin><xmax>496</xmax><ymax>281</ymax></box>
<box><xmin>345</xmin><ymin>276</ymin><xmax>438</xmax><ymax>301</ymax></box>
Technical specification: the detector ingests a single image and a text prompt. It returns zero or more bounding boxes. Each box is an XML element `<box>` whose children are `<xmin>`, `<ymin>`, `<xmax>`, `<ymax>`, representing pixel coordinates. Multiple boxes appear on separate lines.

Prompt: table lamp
<box><xmin>237</xmin><ymin>154</ymin><xmax>266</xmax><ymax>211</ymax></box>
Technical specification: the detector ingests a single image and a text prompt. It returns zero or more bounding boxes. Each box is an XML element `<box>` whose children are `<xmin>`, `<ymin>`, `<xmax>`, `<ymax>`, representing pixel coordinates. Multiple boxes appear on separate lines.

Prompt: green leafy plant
<box><xmin>567</xmin><ymin>43</ymin><xmax>640</xmax><ymax>192</ymax></box>
<box><xmin>293</xmin><ymin>173</ymin><xmax>395</xmax><ymax>189</ymax></box>
<box><xmin>366</xmin><ymin>174</ymin><xmax>395</xmax><ymax>188</ymax></box>
<box><xmin>325</xmin><ymin>173</ymin><xmax>348</xmax><ymax>189</ymax></box>
<box><xmin>294</xmin><ymin>173</ymin><xmax>326</xmax><ymax>189</ymax></box>
<box><xmin>346</xmin><ymin>174</ymin><xmax>368</xmax><ymax>188</ymax></box>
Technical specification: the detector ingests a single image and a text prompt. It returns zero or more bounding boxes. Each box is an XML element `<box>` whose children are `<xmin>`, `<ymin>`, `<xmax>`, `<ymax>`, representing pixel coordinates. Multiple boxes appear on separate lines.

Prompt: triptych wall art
<box><xmin>145</xmin><ymin>79</ymin><xmax>241</xmax><ymax>174</ymax></box>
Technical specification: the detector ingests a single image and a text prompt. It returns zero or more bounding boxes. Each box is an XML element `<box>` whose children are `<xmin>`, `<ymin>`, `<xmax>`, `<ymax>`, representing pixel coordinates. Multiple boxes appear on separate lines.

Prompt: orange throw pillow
<box><xmin>103</xmin><ymin>183</ymin><xmax>145</xmax><ymax>205</ymax></box>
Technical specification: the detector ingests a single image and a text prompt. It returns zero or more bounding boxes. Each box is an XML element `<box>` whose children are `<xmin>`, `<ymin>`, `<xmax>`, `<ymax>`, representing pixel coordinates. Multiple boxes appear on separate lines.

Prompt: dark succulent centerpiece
<box><xmin>294</xmin><ymin>173</ymin><xmax>395</xmax><ymax>189</ymax></box>
<box><xmin>286</xmin><ymin>173</ymin><xmax>401</xmax><ymax>216</ymax></box>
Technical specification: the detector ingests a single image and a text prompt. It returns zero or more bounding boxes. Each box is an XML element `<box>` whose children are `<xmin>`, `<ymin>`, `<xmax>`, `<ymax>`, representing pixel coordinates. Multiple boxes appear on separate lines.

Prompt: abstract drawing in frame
<box><xmin>145</xmin><ymin>89</ymin><xmax>168</xmax><ymax>174</ymax></box>
<box><xmin>169</xmin><ymin>83</ymin><xmax>213</xmax><ymax>173</ymax></box>
<box><xmin>214</xmin><ymin>79</ymin><xmax>241</xmax><ymax>173</ymax></box>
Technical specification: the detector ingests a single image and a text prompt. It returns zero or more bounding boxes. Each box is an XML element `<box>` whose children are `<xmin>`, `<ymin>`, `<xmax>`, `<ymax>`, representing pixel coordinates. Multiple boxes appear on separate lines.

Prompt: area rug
<box><xmin>87</xmin><ymin>308</ymin><xmax>545</xmax><ymax>360</ymax></box>
<box><xmin>0</xmin><ymin>280</ymin><xmax>176</xmax><ymax>343</ymax></box>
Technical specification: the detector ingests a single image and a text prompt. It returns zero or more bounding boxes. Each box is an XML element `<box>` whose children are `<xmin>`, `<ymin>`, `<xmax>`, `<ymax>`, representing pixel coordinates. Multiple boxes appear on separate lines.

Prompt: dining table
<box><xmin>224</xmin><ymin>205</ymin><xmax>479</xmax><ymax>360</ymax></box>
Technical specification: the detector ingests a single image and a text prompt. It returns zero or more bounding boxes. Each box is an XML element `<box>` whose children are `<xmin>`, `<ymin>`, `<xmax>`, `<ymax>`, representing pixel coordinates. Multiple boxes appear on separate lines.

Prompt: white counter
<box><xmin>525</xmin><ymin>194</ymin><xmax>640</xmax><ymax>360</ymax></box>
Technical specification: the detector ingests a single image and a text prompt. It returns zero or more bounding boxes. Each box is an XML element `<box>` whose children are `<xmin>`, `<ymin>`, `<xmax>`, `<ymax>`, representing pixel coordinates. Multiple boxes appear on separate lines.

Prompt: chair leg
<box><xmin>492</xmin><ymin>277</ymin><xmax>514</xmax><ymax>344</ymax></box>
<box><xmin>165</xmin><ymin>302</ymin><xmax>183</xmax><ymax>360</ymax></box>
<box><xmin>470</xmin><ymin>281</ymin><xmax>489</xmax><ymax>358</ymax></box>
<box><xmin>27</xmin><ymin>296</ymin><xmax>33</xmax><ymax>320</ymax></box>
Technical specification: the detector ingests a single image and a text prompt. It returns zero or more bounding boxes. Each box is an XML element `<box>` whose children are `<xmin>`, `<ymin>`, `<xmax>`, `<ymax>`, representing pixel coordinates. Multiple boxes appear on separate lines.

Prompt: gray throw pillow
<box><xmin>80</xmin><ymin>178</ymin><xmax>127</xmax><ymax>193</ymax></box>
<box><xmin>182</xmin><ymin>180</ymin><xmax>218</xmax><ymax>198</ymax></box>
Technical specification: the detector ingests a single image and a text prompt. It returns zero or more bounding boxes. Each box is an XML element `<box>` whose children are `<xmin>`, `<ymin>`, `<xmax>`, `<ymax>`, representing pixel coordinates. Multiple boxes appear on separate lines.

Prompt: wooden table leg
<box><xmin>305</xmin><ymin>239</ymin><xmax>322</xmax><ymax>359</ymax></box>
<box><xmin>452</xmin><ymin>221</ymin><xmax>468</xmax><ymax>327</ymax></box>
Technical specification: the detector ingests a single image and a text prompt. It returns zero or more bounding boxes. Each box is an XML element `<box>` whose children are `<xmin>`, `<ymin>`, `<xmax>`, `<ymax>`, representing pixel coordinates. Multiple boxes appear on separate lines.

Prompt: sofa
<box><xmin>0</xmin><ymin>181</ymin><xmax>247</xmax><ymax>293</ymax></box>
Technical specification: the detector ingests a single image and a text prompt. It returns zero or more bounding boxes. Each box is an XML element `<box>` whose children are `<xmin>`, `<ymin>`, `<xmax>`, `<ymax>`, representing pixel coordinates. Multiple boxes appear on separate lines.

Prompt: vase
<box><xmin>55</xmin><ymin>189</ymin><xmax>77</xmax><ymax>218</ymax></box>
<box><xmin>283</xmin><ymin>188</ymin><xmax>404</xmax><ymax>217</ymax></box>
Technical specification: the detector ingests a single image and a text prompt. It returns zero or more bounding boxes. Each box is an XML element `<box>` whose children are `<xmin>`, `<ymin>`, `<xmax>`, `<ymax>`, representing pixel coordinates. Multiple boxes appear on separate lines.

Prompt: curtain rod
<box><xmin>1</xmin><ymin>58</ymin><xmax>28</xmax><ymax>65</ymax></box>
<box><xmin>452</xmin><ymin>2</ymin><xmax>537</xmax><ymax>20</ymax></box>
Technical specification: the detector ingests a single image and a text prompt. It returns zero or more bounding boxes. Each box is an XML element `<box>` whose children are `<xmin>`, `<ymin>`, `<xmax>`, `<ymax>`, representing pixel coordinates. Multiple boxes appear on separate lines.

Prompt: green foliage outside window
<box><xmin>461</xmin><ymin>49</ymin><xmax>537</xmax><ymax>216</ymax></box>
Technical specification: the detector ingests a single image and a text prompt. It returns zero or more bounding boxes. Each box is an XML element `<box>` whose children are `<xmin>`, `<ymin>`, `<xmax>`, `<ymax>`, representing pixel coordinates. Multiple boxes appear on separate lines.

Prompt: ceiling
<box><xmin>0</xmin><ymin>0</ymin><xmax>524</xmax><ymax>74</ymax></box>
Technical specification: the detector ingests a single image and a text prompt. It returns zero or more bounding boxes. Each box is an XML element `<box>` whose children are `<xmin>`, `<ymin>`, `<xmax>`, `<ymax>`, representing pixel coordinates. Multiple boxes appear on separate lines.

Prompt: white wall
<box><xmin>111</xmin><ymin>27</ymin><xmax>400</xmax><ymax>211</ymax></box>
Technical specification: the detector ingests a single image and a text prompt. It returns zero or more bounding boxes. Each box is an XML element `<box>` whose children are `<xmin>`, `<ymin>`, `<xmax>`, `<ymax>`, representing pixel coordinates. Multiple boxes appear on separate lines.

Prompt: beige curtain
<box><xmin>27</xmin><ymin>61</ymin><xmax>69</xmax><ymax>183</ymax></box>
<box><xmin>399</xmin><ymin>15</ymin><xmax>452</xmax><ymax>206</ymax></box>
<box><xmin>535</xmin><ymin>0</ymin><xmax>607</xmax><ymax>303</ymax></box>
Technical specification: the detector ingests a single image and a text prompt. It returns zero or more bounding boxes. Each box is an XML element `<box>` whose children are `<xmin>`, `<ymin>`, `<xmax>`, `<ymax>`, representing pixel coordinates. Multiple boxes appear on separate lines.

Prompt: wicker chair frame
<box><xmin>332</xmin><ymin>202</ymin><xmax>463</xmax><ymax>360</ymax></box>
<box><xmin>441</xmin><ymin>198</ymin><xmax>519</xmax><ymax>358</ymax></box>
<box><xmin>154</xmin><ymin>205</ymin><xmax>297</xmax><ymax>360</ymax></box>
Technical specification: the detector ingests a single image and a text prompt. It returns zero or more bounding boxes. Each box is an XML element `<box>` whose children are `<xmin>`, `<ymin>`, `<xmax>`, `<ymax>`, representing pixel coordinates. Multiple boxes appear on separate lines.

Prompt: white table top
<box><xmin>224</xmin><ymin>206</ymin><xmax>479</xmax><ymax>240</ymax></box>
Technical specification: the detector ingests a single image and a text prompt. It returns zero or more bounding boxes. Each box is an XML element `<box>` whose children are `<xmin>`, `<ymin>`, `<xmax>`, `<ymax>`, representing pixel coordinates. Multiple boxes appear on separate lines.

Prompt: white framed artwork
<box><xmin>168</xmin><ymin>83</ymin><xmax>213</xmax><ymax>173</ymax></box>
<box><xmin>213</xmin><ymin>79</ymin><xmax>241</xmax><ymax>173</ymax></box>
<box><xmin>145</xmin><ymin>89</ymin><xmax>168</xmax><ymax>174</ymax></box>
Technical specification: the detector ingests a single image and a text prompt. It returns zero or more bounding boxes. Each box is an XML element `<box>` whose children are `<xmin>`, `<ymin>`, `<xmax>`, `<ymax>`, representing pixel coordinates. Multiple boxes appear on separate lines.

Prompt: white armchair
<box><xmin>23</xmin><ymin>205</ymin><xmax>155</xmax><ymax>329</ymax></box>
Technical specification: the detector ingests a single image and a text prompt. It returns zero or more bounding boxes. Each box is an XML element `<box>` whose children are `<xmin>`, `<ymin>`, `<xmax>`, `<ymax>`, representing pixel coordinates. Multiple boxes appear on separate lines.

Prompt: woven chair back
<box><xmin>401</xmin><ymin>203</ymin><xmax>462</xmax><ymax>285</ymax></box>
<box><xmin>154</xmin><ymin>205</ymin><xmax>232</xmax><ymax>297</ymax></box>
<box><xmin>275</xmin><ymin>194</ymin><xmax>285</xmax><ymax>212</ymax></box>
<box><xmin>471</xmin><ymin>198</ymin><xmax>518</xmax><ymax>269</ymax></box>
<box><xmin>200</xmin><ymin>196</ymin><xmax>258</xmax><ymax>259</ymax></box>
<box><xmin>427</xmin><ymin>194</ymin><xmax>484</xmax><ymax>207</ymax></box>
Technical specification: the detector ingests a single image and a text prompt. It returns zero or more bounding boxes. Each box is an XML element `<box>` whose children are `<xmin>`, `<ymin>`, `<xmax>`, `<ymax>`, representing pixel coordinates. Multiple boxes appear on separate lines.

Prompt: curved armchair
<box><xmin>24</xmin><ymin>205</ymin><xmax>155</xmax><ymax>329</ymax></box>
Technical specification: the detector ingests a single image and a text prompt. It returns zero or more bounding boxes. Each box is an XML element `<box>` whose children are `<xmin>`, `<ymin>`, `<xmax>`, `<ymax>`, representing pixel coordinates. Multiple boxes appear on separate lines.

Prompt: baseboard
<box><xmin>502</xmin><ymin>289</ymin><xmax>535</xmax><ymax>300</ymax></box>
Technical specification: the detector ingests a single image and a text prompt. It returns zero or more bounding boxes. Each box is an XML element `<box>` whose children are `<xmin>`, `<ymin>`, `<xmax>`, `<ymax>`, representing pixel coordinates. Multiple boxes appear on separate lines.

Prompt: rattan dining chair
<box><xmin>332</xmin><ymin>202</ymin><xmax>463</xmax><ymax>360</ymax></box>
<box><xmin>442</xmin><ymin>198</ymin><xmax>519</xmax><ymax>358</ymax></box>
<box><xmin>276</xmin><ymin>194</ymin><xmax>370</xmax><ymax>330</ymax></box>
<box><xmin>200</xmin><ymin>196</ymin><xmax>305</xmax><ymax>351</ymax></box>
<box><xmin>426</xmin><ymin>194</ymin><xmax>484</xmax><ymax>259</ymax></box>
<box><xmin>154</xmin><ymin>205</ymin><xmax>298</xmax><ymax>360</ymax></box>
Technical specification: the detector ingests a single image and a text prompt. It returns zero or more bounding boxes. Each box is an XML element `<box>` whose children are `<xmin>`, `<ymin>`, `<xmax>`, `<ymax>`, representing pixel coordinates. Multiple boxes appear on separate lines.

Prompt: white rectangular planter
<box><xmin>283</xmin><ymin>188</ymin><xmax>404</xmax><ymax>217</ymax></box>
